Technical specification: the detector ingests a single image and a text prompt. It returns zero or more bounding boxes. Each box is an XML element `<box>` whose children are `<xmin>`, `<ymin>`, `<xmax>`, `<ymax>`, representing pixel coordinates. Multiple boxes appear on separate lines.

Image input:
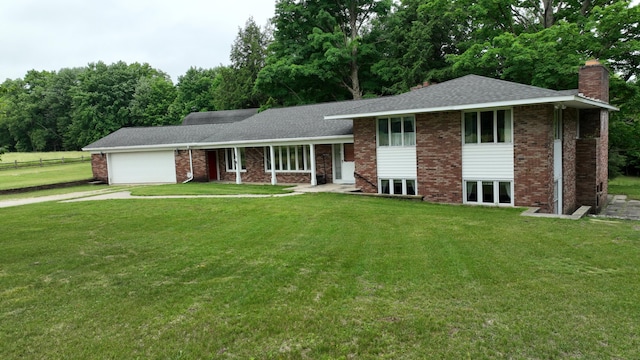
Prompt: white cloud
<box><xmin>0</xmin><ymin>0</ymin><xmax>275</xmax><ymax>82</ymax></box>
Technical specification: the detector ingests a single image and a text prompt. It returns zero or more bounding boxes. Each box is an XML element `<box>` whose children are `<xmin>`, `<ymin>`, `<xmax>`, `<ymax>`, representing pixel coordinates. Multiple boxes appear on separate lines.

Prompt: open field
<box><xmin>1</xmin><ymin>193</ymin><xmax>639</xmax><ymax>359</ymax></box>
<box><xmin>0</xmin><ymin>162</ymin><xmax>92</xmax><ymax>190</ymax></box>
<box><xmin>609</xmin><ymin>176</ymin><xmax>640</xmax><ymax>200</ymax></box>
<box><xmin>0</xmin><ymin>151</ymin><xmax>88</xmax><ymax>163</ymax></box>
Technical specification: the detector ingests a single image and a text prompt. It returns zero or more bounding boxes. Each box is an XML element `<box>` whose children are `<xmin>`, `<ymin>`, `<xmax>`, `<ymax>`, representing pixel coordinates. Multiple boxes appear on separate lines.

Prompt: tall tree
<box><xmin>169</xmin><ymin>67</ymin><xmax>220</xmax><ymax>120</ymax></box>
<box><xmin>213</xmin><ymin>18</ymin><xmax>270</xmax><ymax>110</ymax></box>
<box><xmin>129</xmin><ymin>73</ymin><xmax>177</xmax><ymax>126</ymax></box>
<box><xmin>257</xmin><ymin>0</ymin><xmax>391</xmax><ymax>105</ymax></box>
<box><xmin>67</xmin><ymin>61</ymin><xmax>164</xmax><ymax>148</ymax></box>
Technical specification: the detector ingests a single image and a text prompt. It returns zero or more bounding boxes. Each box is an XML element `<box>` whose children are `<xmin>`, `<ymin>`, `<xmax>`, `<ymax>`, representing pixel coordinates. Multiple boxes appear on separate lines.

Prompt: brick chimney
<box><xmin>578</xmin><ymin>59</ymin><xmax>609</xmax><ymax>103</ymax></box>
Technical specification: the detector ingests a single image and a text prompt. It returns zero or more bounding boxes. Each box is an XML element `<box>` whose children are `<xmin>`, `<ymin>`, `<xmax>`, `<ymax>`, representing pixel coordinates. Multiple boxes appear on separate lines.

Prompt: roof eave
<box><xmin>82</xmin><ymin>135</ymin><xmax>354</xmax><ymax>153</ymax></box>
<box><xmin>324</xmin><ymin>96</ymin><xmax>618</xmax><ymax>120</ymax></box>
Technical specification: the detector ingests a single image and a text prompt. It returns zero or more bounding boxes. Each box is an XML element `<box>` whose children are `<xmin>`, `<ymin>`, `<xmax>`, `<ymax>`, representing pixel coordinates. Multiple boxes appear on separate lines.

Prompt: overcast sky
<box><xmin>0</xmin><ymin>0</ymin><xmax>276</xmax><ymax>83</ymax></box>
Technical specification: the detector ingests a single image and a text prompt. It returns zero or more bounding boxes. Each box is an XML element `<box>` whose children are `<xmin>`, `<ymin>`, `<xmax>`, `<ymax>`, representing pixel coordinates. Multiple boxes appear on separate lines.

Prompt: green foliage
<box><xmin>168</xmin><ymin>67</ymin><xmax>219</xmax><ymax>120</ymax></box>
<box><xmin>257</xmin><ymin>0</ymin><xmax>392</xmax><ymax>105</ymax></box>
<box><xmin>213</xmin><ymin>18</ymin><xmax>271</xmax><ymax>110</ymax></box>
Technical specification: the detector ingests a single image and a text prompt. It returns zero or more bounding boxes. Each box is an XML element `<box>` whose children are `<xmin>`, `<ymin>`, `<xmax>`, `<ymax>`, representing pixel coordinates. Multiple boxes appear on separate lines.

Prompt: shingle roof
<box><xmin>84</xmin><ymin>99</ymin><xmax>377</xmax><ymax>150</ymax></box>
<box><xmin>181</xmin><ymin>108</ymin><xmax>258</xmax><ymax>125</ymax></box>
<box><xmin>326</xmin><ymin>75</ymin><xmax>580</xmax><ymax>118</ymax></box>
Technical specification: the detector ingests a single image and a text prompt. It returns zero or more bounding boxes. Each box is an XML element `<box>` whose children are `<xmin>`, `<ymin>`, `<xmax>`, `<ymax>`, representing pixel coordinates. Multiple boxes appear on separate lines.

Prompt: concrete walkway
<box><xmin>597</xmin><ymin>195</ymin><xmax>640</xmax><ymax>221</ymax></box>
<box><xmin>0</xmin><ymin>183</ymin><xmax>359</xmax><ymax>208</ymax></box>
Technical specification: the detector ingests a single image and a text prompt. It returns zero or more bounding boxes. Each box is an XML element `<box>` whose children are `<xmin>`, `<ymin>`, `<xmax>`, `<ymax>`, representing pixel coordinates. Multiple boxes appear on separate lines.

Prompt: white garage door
<box><xmin>109</xmin><ymin>151</ymin><xmax>177</xmax><ymax>184</ymax></box>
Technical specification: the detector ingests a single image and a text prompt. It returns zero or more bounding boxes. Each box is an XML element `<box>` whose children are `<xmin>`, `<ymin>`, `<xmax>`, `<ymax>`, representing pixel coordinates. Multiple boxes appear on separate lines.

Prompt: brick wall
<box><xmin>416</xmin><ymin>112</ymin><xmax>462</xmax><ymax>203</ymax></box>
<box><xmin>578</xmin><ymin>62</ymin><xmax>609</xmax><ymax>103</ymax></box>
<box><xmin>217</xmin><ymin>145</ymin><xmax>334</xmax><ymax>184</ymax></box>
<box><xmin>562</xmin><ymin>108</ymin><xmax>578</xmax><ymax>214</ymax></box>
<box><xmin>353</xmin><ymin>117</ymin><xmax>378</xmax><ymax>193</ymax></box>
<box><xmin>576</xmin><ymin>109</ymin><xmax>609</xmax><ymax>213</ymax></box>
<box><xmin>175</xmin><ymin>149</ymin><xmax>208</xmax><ymax>183</ymax></box>
<box><xmin>513</xmin><ymin>105</ymin><xmax>554</xmax><ymax>213</ymax></box>
<box><xmin>91</xmin><ymin>154</ymin><xmax>108</xmax><ymax>183</ymax></box>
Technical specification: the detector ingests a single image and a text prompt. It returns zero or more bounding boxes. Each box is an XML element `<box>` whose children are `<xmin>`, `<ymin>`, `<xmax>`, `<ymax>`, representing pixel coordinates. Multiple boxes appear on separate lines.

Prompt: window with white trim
<box><xmin>465</xmin><ymin>180</ymin><xmax>512</xmax><ymax>205</ymax></box>
<box><xmin>378</xmin><ymin>116</ymin><xmax>415</xmax><ymax>146</ymax></box>
<box><xmin>379</xmin><ymin>178</ymin><xmax>416</xmax><ymax>195</ymax></box>
<box><xmin>264</xmin><ymin>145</ymin><xmax>311</xmax><ymax>172</ymax></box>
<box><xmin>225</xmin><ymin>148</ymin><xmax>246</xmax><ymax>171</ymax></box>
<box><xmin>464</xmin><ymin>109</ymin><xmax>512</xmax><ymax>144</ymax></box>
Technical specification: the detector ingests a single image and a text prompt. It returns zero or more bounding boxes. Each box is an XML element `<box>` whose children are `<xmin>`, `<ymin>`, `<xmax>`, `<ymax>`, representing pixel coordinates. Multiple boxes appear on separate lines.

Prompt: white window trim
<box><xmin>378</xmin><ymin>178</ymin><xmax>418</xmax><ymax>196</ymax></box>
<box><xmin>463</xmin><ymin>179</ymin><xmax>514</xmax><ymax>206</ymax></box>
<box><xmin>264</xmin><ymin>145</ymin><xmax>312</xmax><ymax>173</ymax></box>
<box><xmin>377</xmin><ymin>115</ymin><xmax>416</xmax><ymax>147</ymax></box>
<box><xmin>462</xmin><ymin>108</ymin><xmax>513</xmax><ymax>145</ymax></box>
<box><xmin>225</xmin><ymin>148</ymin><xmax>246</xmax><ymax>172</ymax></box>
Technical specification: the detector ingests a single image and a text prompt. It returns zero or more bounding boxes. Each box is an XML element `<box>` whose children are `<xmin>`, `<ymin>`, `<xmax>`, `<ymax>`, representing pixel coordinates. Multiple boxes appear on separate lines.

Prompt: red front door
<box><xmin>207</xmin><ymin>151</ymin><xmax>218</xmax><ymax>181</ymax></box>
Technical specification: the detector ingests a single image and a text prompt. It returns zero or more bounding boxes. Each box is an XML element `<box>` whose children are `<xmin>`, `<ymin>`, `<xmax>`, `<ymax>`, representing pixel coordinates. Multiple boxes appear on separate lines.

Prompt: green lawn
<box><xmin>1</xmin><ymin>194</ymin><xmax>639</xmax><ymax>359</ymax></box>
<box><xmin>130</xmin><ymin>182</ymin><xmax>294</xmax><ymax>196</ymax></box>
<box><xmin>609</xmin><ymin>176</ymin><xmax>640</xmax><ymax>200</ymax></box>
<box><xmin>0</xmin><ymin>162</ymin><xmax>93</xmax><ymax>190</ymax></box>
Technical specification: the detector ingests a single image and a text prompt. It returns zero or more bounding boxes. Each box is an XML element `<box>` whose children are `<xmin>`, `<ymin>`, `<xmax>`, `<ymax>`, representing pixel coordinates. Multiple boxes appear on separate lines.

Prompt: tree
<box><xmin>256</xmin><ymin>0</ymin><xmax>392</xmax><ymax>105</ymax></box>
<box><xmin>169</xmin><ymin>67</ymin><xmax>220</xmax><ymax>120</ymax></box>
<box><xmin>67</xmin><ymin>61</ymin><xmax>165</xmax><ymax>148</ymax></box>
<box><xmin>213</xmin><ymin>18</ymin><xmax>270</xmax><ymax>110</ymax></box>
<box><xmin>129</xmin><ymin>73</ymin><xmax>177</xmax><ymax>126</ymax></box>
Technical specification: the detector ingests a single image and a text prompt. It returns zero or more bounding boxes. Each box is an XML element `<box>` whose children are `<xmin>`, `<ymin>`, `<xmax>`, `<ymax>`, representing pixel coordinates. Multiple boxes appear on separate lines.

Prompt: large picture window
<box><xmin>465</xmin><ymin>180</ymin><xmax>512</xmax><ymax>205</ymax></box>
<box><xmin>464</xmin><ymin>109</ymin><xmax>512</xmax><ymax>144</ymax></box>
<box><xmin>265</xmin><ymin>145</ymin><xmax>311</xmax><ymax>172</ymax></box>
<box><xmin>225</xmin><ymin>148</ymin><xmax>246</xmax><ymax>171</ymax></box>
<box><xmin>378</xmin><ymin>116</ymin><xmax>415</xmax><ymax>147</ymax></box>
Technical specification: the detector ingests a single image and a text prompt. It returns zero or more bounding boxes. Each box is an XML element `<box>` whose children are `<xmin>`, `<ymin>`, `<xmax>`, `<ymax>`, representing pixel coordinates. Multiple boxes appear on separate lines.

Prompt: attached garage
<box><xmin>108</xmin><ymin>151</ymin><xmax>176</xmax><ymax>184</ymax></box>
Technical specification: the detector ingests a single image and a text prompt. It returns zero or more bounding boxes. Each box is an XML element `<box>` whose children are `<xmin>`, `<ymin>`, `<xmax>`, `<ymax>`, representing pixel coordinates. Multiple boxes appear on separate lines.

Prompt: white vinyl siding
<box><xmin>377</xmin><ymin>147</ymin><xmax>417</xmax><ymax>178</ymax></box>
<box><xmin>462</xmin><ymin>144</ymin><xmax>514</xmax><ymax>180</ymax></box>
<box><xmin>109</xmin><ymin>151</ymin><xmax>176</xmax><ymax>184</ymax></box>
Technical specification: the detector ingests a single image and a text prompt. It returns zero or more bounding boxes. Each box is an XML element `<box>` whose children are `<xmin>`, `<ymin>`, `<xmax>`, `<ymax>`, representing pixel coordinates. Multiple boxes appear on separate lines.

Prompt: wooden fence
<box><xmin>0</xmin><ymin>156</ymin><xmax>91</xmax><ymax>171</ymax></box>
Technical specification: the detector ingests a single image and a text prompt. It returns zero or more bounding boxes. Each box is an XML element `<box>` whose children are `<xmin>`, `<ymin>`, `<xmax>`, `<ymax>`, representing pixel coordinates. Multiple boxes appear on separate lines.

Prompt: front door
<box><xmin>207</xmin><ymin>151</ymin><xmax>218</xmax><ymax>181</ymax></box>
<box><xmin>334</xmin><ymin>143</ymin><xmax>355</xmax><ymax>184</ymax></box>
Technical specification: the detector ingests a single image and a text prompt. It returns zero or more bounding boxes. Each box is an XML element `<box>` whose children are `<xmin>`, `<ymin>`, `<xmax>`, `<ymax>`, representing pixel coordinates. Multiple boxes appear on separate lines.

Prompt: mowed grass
<box><xmin>609</xmin><ymin>176</ymin><xmax>640</xmax><ymax>200</ymax></box>
<box><xmin>0</xmin><ymin>151</ymin><xmax>88</xmax><ymax>163</ymax></box>
<box><xmin>0</xmin><ymin>162</ymin><xmax>93</xmax><ymax>190</ymax></box>
<box><xmin>1</xmin><ymin>194</ymin><xmax>639</xmax><ymax>359</ymax></box>
<box><xmin>130</xmin><ymin>182</ymin><xmax>294</xmax><ymax>196</ymax></box>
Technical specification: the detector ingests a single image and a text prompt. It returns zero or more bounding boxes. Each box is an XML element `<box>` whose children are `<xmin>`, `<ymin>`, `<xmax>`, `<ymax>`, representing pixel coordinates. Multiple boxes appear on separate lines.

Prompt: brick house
<box><xmin>84</xmin><ymin>61</ymin><xmax>615</xmax><ymax>214</ymax></box>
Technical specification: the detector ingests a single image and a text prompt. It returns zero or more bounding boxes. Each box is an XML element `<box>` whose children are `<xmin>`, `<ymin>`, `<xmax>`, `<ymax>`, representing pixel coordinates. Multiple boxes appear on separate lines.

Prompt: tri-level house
<box><xmin>85</xmin><ymin>60</ymin><xmax>615</xmax><ymax>214</ymax></box>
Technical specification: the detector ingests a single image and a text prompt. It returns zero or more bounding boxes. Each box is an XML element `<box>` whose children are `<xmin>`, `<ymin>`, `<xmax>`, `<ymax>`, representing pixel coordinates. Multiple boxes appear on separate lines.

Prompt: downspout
<box><xmin>182</xmin><ymin>147</ymin><xmax>194</xmax><ymax>183</ymax></box>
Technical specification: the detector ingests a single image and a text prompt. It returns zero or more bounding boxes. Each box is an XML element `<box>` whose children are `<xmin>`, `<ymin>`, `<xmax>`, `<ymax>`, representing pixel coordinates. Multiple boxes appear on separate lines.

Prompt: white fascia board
<box><xmin>324</xmin><ymin>96</ymin><xmax>618</xmax><ymax>120</ymax></box>
<box><xmin>82</xmin><ymin>143</ymin><xmax>196</xmax><ymax>153</ymax></box>
<box><xmin>83</xmin><ymin>135</ymin><xmax>355</xmax><ymax>153</ymax></box>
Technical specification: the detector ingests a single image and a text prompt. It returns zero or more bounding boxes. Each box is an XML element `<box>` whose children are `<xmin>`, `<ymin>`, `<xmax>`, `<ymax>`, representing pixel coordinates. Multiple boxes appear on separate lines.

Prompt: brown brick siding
<box><xmin>175</xmin><ymin>149</ymin><xmax>207</xmax><ymax>183</ymax></box>
<box><xmin>353</xmin><ymin>118</ymin><xmax>378</xmax><ymax>193</ymax></box>
<box><xmin>513</xmin><ymin>105</ymin><xmax>554</xmax><ymax>213</ymax></box>
<box><xmin>562</xmin><ymin>108</ymin><xmax>578</xmax><ymax>214</ymax></box>
<box><xmin>91</xmin><ymin>154</ymin><xmax>108</xmax><ymax>183</ymax></box>
<box><xmin>578</xmin><ymin>64</ymin><xmax>609</xmax><ymax>103</ymax></box>
<box><xmin>216</xmin><ymin>145</ymin><xmax>334</xmax><ymax>184</ymax></box>
<box><xmin>576</xmin><ymin>109</ymin><xmax>609</xmax><ymax>213</ymax></box>
<box><xmin>416</xmin><ymin>112</ymin><xmax>462</xmax><ymax>203</ymax></box>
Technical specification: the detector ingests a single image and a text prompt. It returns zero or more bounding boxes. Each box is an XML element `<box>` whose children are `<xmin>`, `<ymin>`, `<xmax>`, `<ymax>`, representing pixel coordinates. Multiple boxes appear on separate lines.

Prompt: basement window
<box><xmin>465</xmin><ymin>180</ymin><xmax>512</xmax><ymax>205</ymax></box>
<box><xmin>379</xmin><ymin>178</ymin><xmax>416</xmax><ymax>195</ymax></box>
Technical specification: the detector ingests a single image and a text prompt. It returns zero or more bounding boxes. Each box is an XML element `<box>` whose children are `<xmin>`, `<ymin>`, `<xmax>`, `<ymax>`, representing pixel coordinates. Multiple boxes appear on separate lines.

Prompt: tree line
<box><xmin>1</xmin><ymin>0</ymin><xmax>639</xmax><ymax>175</ymax></box>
